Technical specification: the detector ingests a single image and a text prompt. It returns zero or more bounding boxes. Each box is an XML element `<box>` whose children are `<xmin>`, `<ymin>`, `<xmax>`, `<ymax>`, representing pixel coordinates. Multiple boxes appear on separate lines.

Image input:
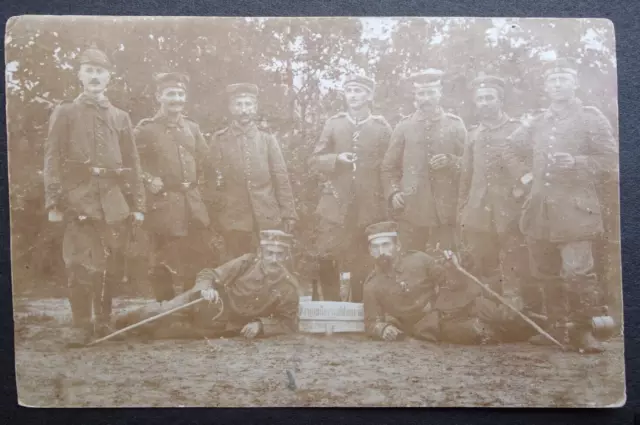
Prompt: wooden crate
<box><xmin>298</xmin><ymin>301</ymin><xmax>365</xmax><ymax>334</ymax></box>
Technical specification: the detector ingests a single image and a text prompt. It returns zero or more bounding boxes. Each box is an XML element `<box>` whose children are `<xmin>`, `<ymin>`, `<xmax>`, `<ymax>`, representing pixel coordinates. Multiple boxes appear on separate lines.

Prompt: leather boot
<box><xmin>67</xmin><ymin>275</ymin><xmax>94</xmax><ymax>347</ymax></box>
<box><xmin>149</xmin><ymin>265</ymin><xmax>176</xmax><ymax>302</ymax></box>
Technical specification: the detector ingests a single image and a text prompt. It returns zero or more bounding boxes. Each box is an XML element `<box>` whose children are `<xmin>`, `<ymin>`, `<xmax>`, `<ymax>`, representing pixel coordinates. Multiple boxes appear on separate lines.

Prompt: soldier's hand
<box><xmin>132</xmin><ymin>212</ymin><xmax>145</xmax><ymax>222</ymax></box>
<box><xmin>337</xmin><ymin>152</ymin><xmax>357</xmax><ymax>164</ymax></box>
<box><xmin>242</xmin><ymin>321</ymin><xmax>262</xmax><ymax>339</ymax></box>
<box><xmin>48</xmin><ymin>209</ymin><xmax>64</xmax><ymax>223</ymax></box>
<box><xmin>149</xmin><ymin>176</ymin><xmax>164</xmax><ymax>194</ymax></box>
<box><xmin>391</xmin><ymin>192</ymin><xmax>405</xmax><ymax>210</ymax></box>
<box><xmin>443</xmin><ymin>250</ymin><xmax>461</xmax><ymax>269</ymax></box>
<box><xmin>429</xmin><ymin>154</ymin><xmax>451</xmax><ymax>170</ymax></box>
<box><xmin>200</xmin><ymin>287</ymin><xmax>219</xmax><ymax>302</ymax></box>
<box><xmin>551</xmin><ymin>152</ymin><xmax>576</xmax><ymax>170</ymax></box>
<box><xmin>382</xmin><ymin>324</ymin><xmax>401</xmax><ymax>341</ymax></box>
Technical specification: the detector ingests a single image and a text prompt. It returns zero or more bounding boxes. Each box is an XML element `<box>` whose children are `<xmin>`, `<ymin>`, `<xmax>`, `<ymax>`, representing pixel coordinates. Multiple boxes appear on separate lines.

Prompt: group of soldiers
<box><xmin>43</xmin><ymin>44</ymin><xmax>617</xmax><ymax>354</ymax></box>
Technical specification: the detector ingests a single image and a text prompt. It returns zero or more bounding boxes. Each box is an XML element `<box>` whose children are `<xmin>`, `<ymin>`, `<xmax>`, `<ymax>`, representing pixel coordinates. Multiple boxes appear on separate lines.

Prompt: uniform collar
<box><xmin>414</xmin><ymin>107</ymin><xmax>444</xmax><ymax>122</ymax></box>
<box><xmin>477</xmin><ymin>113</ymin><xmax>510</xmax><ymax>132</ymax></box>
<box><xmin>76</xmin><ymin>93</ymin><xmax>111</xmax><ymax>109</ymax></box>
<box><xmin>230</xmin><ymin>120</ymin><xmax>258</xmax><ymax>137</ymax></box>
<box><xmin>547</xmin><ymin>97</ymin><xmax>582</xmax><ymax>120</ymax></box>
<box><xmin>153</xmin><ymin>110</ymin><xmax>185</xmax><ymax>128</ymax></box>
<box><xmin>345</xmin><ymin>111</ymin><xmax>372</xmax><ymax>126</ymax></box>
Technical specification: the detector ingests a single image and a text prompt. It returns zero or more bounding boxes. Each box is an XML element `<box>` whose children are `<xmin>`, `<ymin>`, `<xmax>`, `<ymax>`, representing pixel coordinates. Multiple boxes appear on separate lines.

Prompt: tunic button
<box><xmin>550</xmin><ymin>136</ymin><xmax>556</xmax><ymax>141</ymax></box>
<box><xmin>545</xmin><ymin>172</ymin><xmax>550</xmax><ymax>177</ymax></box>
<box><xmin>552</xmin><ymin>127</ymin><xmax>557</xmax><ymax>131</ymax></box>
<box><xmin>544</xmin><ymin>182</ymin><xmax>550</xmax><ymax>187</ymax></box>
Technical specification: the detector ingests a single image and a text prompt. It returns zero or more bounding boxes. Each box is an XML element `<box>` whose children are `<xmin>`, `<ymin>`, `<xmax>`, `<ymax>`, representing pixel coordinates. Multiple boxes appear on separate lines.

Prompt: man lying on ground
<box><xmin>363</xmin><ymin>221</ymin><xmax>533</xmax><ymax>344</ymax></box>
<box><xmin>114</xmin><ymin>230</ymin><xmax>300</xmax><ymax>340</ymax></box>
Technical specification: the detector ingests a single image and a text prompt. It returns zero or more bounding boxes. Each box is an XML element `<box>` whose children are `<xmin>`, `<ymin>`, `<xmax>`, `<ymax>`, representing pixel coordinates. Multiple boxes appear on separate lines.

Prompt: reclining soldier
<box><xmin>114</xmin><ymin>230</ymin><xmax>300</xmax><ymax>340</ymax></box>
<box><xmin>363</xmin><ymin>221</ymin><xmax>533</xmax><ymax>344</ymax></box>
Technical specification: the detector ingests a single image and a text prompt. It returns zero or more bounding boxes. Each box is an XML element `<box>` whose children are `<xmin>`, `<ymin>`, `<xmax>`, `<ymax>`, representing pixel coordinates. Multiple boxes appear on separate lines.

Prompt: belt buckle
<box><xmin>181</xmin><ymin>182</ymin><xmax>191</xmax><ymax>191</ymax></box>
<box><xmin>91</xmin><ymin>167</ymin><xmax>102</xmax><ymax>176</ymax></box>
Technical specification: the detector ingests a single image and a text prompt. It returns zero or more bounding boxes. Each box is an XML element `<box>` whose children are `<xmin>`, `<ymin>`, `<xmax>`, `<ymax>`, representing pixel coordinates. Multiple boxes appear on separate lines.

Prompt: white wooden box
<box><xmin>298</xmin><ymin>301</ymin><xmax>365</xmax><ymax>333</ymax></box>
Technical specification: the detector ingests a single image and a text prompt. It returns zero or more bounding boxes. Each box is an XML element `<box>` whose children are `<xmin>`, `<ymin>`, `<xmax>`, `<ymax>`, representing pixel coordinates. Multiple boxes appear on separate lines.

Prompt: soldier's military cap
<box><xmin>227</xmin><ymin>83</ymin><xmax>259</xmax><ymax>99</ymax></box>
<box><xmin>154</xmin><ymin>72</ymin><xmax>190</xmax><ymax>91</ymax></box>
<box><xmin>344</xmin><ymin>74</ymin><xmax>376</xmax><ymax>92</ymax></box>
<box><xmin>259</xmin><ymin>229</ymin><xmax>294</xmax><ymax>248</ymax></box>
<box><xmin>542</xmin><ymin>57</ymin><xmax>578</xmax><ymax>79</ymax></box>
<box><xmin>408</xmin><ymin>68</ymin><xmax>444</xmax><ymax>88</ymax></box>
<box><xmin>470</xmin><ymin>74</ymin><xmax>505</xmax><ymax>93</ymax></box>
<box><xmin>365</xmin><ymin>221</ymin><xmax>399</xmax><ymax>242</ymax></box>
<box><xmin>78</xmin><ymin>43</ymin><xmax>113</xmax><ymax>70</ymax></box>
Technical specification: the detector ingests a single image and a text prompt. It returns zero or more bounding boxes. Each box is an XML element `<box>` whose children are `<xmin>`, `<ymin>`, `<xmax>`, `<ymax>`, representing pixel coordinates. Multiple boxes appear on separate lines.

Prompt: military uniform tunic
<box><xmin>207</xmin><ymin>123</ymin><xmax>298</xmax><ymax>233</ymax></box>
<box><xmin>310</xmin><ymin>112</ymin><xmax>392</xmax><ymax>257</ymax></box>
<box><xmin>381</xmin><ymin>109</ymin><xmax>466</xmax><ymax>252</ymax></box>
<box><xmin>134</xmin><ymin>112</ymin><xmax>210</xmax><ymax>237</ymax></box>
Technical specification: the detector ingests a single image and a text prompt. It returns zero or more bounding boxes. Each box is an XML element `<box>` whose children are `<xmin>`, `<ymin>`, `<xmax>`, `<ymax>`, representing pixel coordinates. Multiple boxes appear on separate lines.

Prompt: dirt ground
<box><xmin>13</xmin><ymin>296</ymin><xmax>626</xmax><ymax>408</ymax></box>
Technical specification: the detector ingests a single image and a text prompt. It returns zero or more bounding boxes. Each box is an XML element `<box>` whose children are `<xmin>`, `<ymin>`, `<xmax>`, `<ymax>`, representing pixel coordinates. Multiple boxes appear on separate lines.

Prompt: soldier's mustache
<box><xmin>89</xmin><ymin>79</ymin><xmax>101</xmax><ymax>85</ymax></box>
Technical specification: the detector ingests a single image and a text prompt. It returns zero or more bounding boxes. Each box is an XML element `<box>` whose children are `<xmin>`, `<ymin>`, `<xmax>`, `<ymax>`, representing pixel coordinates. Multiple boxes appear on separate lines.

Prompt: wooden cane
<box><xmin>451</xmin><ymin>260</ymin><xmax>566</xmax><ymax>350</ymax></box>
<box><xmin>87</xmin><ymin>297</ymin><xmax>223</xmax><ymax>347</ymax></box>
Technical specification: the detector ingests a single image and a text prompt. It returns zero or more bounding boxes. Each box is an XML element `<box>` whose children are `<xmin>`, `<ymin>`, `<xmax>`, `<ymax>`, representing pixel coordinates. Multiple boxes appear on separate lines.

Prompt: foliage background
<box><xmin>5</xmin><ymin>16</ymin><xmax>619</xmax><ymax>296</ymax></box>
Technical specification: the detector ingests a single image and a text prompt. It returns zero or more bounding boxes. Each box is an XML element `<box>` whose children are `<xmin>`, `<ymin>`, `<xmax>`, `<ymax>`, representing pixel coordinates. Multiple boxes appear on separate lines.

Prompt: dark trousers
<box><xmin>316</xmin><ymin>228</ymin><xmax>371</xmax><ymax>303</ymax></box>
<box><xmin>62</xmin><ymin>218</ymin><xmax>129</xmax><ymax>329</ymax></box>
<box><xmin>223</xmin><ymin>229</ymin><xmax>256</xmax><ymax>261</ymax></box>
<box><xmin>398</xmin><ymin>222</ymin><xmax>457</xmax><ymax>254</ymax></box>
<box><xmin>461</xmin><ymin>225</ymin><xmax>534</xmax><ymax>304</ymax></box>
<box><xmin>527</xmin><ymin>238</ymin><xmax>601</xmax><ymax>331</ymax></box>
<box><xmin>149</xmin><ymin>222</ymin><xmax>216</xmax><ymax>302</ymax></box>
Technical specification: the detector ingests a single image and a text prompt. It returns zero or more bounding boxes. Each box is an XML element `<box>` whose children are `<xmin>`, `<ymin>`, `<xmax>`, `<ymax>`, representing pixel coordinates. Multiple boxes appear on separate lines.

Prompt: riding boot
<box><xmin>567</xmin><ymin>275</ymin><xmax>605</xmax><ymax>354</ymax></box>
<box><xmin>529</xmin><ymin>279</ymin><xmax>570</xmax><ymax>346</ymax></box>
<box><xmin>67</xmin><ymin>270</ymin><xmax>94</xmax><ymax>346</ymax></box>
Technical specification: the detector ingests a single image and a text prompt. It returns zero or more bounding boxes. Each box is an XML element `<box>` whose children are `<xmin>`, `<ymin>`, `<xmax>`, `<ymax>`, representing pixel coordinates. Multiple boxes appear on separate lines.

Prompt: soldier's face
<box><xmin>157</xmin><ymin>86</ymin><xmax>187</xmax><ymax>114</ymax></box>
<box><xmin>229</xmin><ymin>95</ymin><xmax>258</xmax><ymax>124</ymax></box>
<box><xmin>474</xmin><ymin>87</ymin><xmax>502</xmax><ymax>120</ymax></box>
<box><xmin>261</xmin><ymin>244</ymin><xmax>288</xmax><ymax>275</ymax></box>
<box><xmin>544</xmin><ymin>73</ymin><xmax>578</xmax><ymax>102</ymax></box>
<box><xmin>415</xmin><ymin>85</ymin><xmax>442</xmax><ymax>110</ymax></box>
<box><xmin>344</xmin><ymin>84</ymin><xmax>372</xmax><ymax>110</ymax></box>
<box><xmin>369</xmin><ymin>236</ymin><xmax>399</xmax><ymax>270</ymax></box>
<box><xmin>78</xmin><ymin>64</ymin><xmax>111</xmax><ymax>94</ymax></box>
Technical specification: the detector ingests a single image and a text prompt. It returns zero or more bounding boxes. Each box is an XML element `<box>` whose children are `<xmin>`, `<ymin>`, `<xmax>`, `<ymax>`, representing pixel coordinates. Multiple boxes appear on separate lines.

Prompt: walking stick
<box><xmin>87</xmin><ymin>297</ymin><xmax>224</xmax><ymax>347</ymax></box>
<box><xmin>449</xmin><ymin>256</ymin><xmax>566</xmax><ymax>350</ymax></box>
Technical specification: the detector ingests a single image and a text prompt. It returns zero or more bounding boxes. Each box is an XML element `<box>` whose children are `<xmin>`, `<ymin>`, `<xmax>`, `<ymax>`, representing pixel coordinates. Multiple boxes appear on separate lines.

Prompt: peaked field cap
<box><xmin>470</xmin><ymin>74</ymin><xmax>505</xmax><ymax>92</ymax></box>
<box><xmin>344</xmin><ymin>74</ymin><xmax>376</xmax><ymax>92</ymax></box>
<box><xmin>78</xmin><ymin>43</ymin><xmax>112</xmax><ymax>70</ymax></box>
<box><xmin>407</xmin><ymin>68</ymin><xmax>444</xmax><ymax>87</ymax></box>
<box><xmin>543</xmin><ymin>57</ymin><xmax>578</xmax><ymax>79</ymax></box>
<box><xmin>227</xmin><ymin>83</ymin><xmax>259</xmax><ymax>98</ymax></box>
<box><xmin>154</xmin><ymin>72</ymin><xmax>190</xmax><ymax>91</ymax></box>
<box><xmin>365</xmin><ymin>221</ymin><xmax>399</xmax><ymax>242</ymax></box>
<box><xmin>259</xmin><ymin>229</ymin><xmax>294</xmax><ymax>247</ymax></box>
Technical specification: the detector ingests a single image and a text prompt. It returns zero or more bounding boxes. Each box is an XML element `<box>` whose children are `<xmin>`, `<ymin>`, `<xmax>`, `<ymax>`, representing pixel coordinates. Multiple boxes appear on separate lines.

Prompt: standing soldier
<box><xmin>512</xmin><ymin>58</ymin><xmax>618</xmax><ymax>353</ymax></box>
<box><xmin>458</xmin><ymin>75</ymin><xmax>534</xmax><ymax>307</ymax></box>
<box><xmin>309</xmin><ymin>75</ymin><xmax>392</xmax><ymax>302</ymax></box>
<box><xmin>207</xmin><ymin>83</ymin><xmax>298</xmax><ymax>260</ymax></box>
<box><xmin>382</xmin><ymin>69</ymin><xmax>466</xmax><ymax>254</ymax></box>
<box><xmin>134</xmin><ymin>72</ymin><xmax>212</xmax><ymax>302</ymax></box>
<box><xmin>43</xmin><ymin>44</ymin><xmax>145</xmax><ymax>345</ymax></box>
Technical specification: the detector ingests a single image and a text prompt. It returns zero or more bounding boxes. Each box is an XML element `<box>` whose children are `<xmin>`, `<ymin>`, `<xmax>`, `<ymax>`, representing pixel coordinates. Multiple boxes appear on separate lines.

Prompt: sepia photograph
<box><xmin>5</xmin><ymin>15</ymin><xmax>624</xmax><ymax>407</ymax></box>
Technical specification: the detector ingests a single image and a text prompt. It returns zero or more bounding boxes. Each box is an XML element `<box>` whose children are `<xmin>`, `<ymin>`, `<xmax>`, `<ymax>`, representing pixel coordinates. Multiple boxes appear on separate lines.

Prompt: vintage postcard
<box><xmin>6</xmin><ymin>15</ymin><xmax>624</xmax><ymax>407</ymax></box>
